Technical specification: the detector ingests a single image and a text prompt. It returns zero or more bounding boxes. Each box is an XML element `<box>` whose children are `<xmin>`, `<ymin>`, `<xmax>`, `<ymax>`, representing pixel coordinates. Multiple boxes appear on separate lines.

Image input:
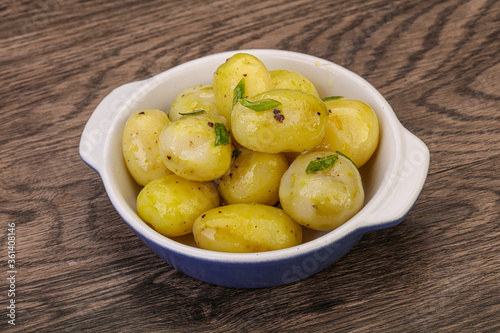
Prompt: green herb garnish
<box><xmin>233</xmin><ymin>78</ymin><xmax>246</xmax><ymax>106</ymax></box>
<box><xmin>322</xmin><ymin>96</ymin><xmax>344</xmax><ymax>102</ymax></box>
<box><xmin>306</xmin><ymin>154</ymin><xmax>338</xmax><ymax>174</ymax></box>
<box><xmin>232</xmin><ymin>148</ymin><xmax>242</xmax><ymax>158</ymax></box>
<box><xmin>239</xmin><ymin>98</ymin><xmax>282</xmax><ymax>111</ymax></box>
<box><xmin>179</xmin><ymin>109</ymin><xmax>206</xmax><ymax>116</ymax></box>
<box><xmin>214</xmin><ymin>123</ymin><xmax>230</xmax><ymax>147</ymax></box>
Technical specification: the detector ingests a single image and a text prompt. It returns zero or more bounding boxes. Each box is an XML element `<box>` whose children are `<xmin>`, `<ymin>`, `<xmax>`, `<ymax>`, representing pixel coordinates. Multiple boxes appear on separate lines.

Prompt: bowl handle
<box><xmin>79</xmin><ymin>81</ymin><xmax>144</xmax><ymax>173</ymax></box>
<box><xmin>362</xmin><ymin>128</ymin><xmax>430</xmax><ymax>230</ymax></box>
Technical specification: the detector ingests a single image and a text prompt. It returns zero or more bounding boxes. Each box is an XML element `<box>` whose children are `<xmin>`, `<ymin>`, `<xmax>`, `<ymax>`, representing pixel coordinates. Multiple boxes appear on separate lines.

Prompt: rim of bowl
<box><xmin>101</xmin><ymin>49</ymin><xmax>403</xmax><ymax>264</ymax></box>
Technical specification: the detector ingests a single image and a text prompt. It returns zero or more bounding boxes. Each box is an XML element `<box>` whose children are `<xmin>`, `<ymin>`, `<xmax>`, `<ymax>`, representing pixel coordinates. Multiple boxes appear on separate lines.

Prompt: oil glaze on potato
<box><xmin>193</xmin><ymin>203</ymin><xmax>302</xmax><ymax>253</ymax></box>
<box><xmin>231</xmin><ymin>89</ymin><xmax>327</xmax><ymax>153</ymax></box>
<box><xmin>270</xmin><ymin>69</ymin><xmax>319</xmax><ymax>97</ymax></box>
<box><xmin>218</xmin><ymin>148</ymin><xmax>289</xmax><ymax>205</ymax></box>
<box><xmin>158</xmin><ymin>113</ymin><xmax>232</xmax><ymax>181</ymax></box>
<box><xmin>137</xmin><ymin>174</ymin><xmax>220</xmax><ymax>237</ymax></box>
<box><xmin>279</xmin><ymin>151</ymin><xmax>364</xmax><ymax>231</ymax></box>
<box><xmin>213</xmin><ymin>53</ymin><xmax>272</xmax><ymax>129</ymax></box>
<box><xmin>315</xmin><ymin>98</ymin><xmax>379</xmax><ymax>168</ymax></box>
<box><xmin>122</xmin><ymin>109</ymin><xmax>172</xmax><ymax>186</ymax></box>
<box><xmin>169</xmin><ymin>84</ymin><xmax>218</xmax><ymax>121</ymax></box>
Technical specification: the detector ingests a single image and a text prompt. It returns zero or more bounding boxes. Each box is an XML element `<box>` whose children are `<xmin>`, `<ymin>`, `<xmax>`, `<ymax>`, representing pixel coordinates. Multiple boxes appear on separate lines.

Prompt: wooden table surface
<box><xmin>1</xmin><ymin>0</ymin><xmax>499</xmax><ymax>331</ymax></box>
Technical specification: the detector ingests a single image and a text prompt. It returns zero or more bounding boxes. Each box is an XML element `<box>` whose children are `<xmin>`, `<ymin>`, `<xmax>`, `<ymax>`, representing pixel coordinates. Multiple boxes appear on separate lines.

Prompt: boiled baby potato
<box><xmin>213</xmin><ymin>53</ymin><xmax>272</xmax><ymax>129</ymax></box>
<box><xmin>137</xmin><ymin>174</ymin><xmax>220</xmax><ymax>237</ymax></box>
<box><xmin>159</xmin><ymin>113</ymin><xmax>232</xmax><ymax>182</ymax></box>
<box><xmin>122</xmin><ymin>109</ymin><xmax>172</xmax><ymax>186</ymax></box>
<box><xmin>231</xmin><ymin>89</ymin><xmax>327</xmax><ymax>153</ymax></box>
<box><xmin>270</xmin><ymin>69</ymin><xmax>319</xmax><ymax>97</ymax></box>
<box><xmin>168</xmin><ymin>84</ymin><xmax>218</xmax><ymax>121</ymax></box>
<box><xmin>279</xmin><ymin>151</ymin><xmax>364</xmax><ymax>231</ymax></box>
<box><xmin>192</xmin><ymin>203</ymin><xmax>302</xmax><ymax>253</ymax></box>
<box><xmin>218</xmin><ymin>147</ymin><xmax>289</xmax><ymax>205</ymax></box>
<box><xmin>315</xmin><ymin>98</ymin><xmax>379</xmax><ymax>168</ymax></box>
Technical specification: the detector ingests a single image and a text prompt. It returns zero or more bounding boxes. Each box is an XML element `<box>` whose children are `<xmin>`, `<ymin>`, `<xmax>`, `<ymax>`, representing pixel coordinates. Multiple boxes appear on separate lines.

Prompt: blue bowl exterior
<box><xmin>134</xmin><ymin>231</ymin><xmax>363</xmax><ymax>288</ymax></box>
<box><xmin>117</xmin><ymin>195</ymin><xmax>417</xmax><ymax>288</ymax></box>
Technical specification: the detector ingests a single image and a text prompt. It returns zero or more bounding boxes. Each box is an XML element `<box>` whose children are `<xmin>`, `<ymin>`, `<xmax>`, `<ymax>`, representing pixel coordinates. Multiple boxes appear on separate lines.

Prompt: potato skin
<box><xmin>279</xmin><ymin>151</ymin><xmax>364</xmax><ymax>231</ymax></box>
<box><xmin>213</xmin><ymin>53</ymin><xmax>272</xmax><ymax>129</ymax></box>
<box><xmin>231</xmin><ymin>89</ymin><xmax>327</xmax><ymax>153</ymax></box>
<box><xmin>122</xmin><ymin>109</ymin><xmax>172</xmax><ymax>186</ymax></box>
<box><xmin>270</xmin><ymin>69</ymin><xmax>319</xmax><ymax>97</ymax></box>
<box><xmin>314</xmin><ymin>98</ymin><xmax>379</xmax><ymax>168</ymax></box>
<box><xmin>158</xmin><ymin>113</ymin><xmax>232</xmax><ymax>181</ymax></box>
<box><xmin>137</xmin><ymin>174</ymin><xmax>220</xmax><ymax>237</ymax></box>
<box><xmin>218</xmin><ymin>148</ymin><xmax>289</xmax><ymax>205</ymax></box>
<box><xmin>193</xmin><ymin>203</ymin><xmax>302</xmax><ymax>253</ymax></box>
<box><xmin>168</xmin><ymin>84</ymin><xmax>218</xmax><ymax>121</ymax></box>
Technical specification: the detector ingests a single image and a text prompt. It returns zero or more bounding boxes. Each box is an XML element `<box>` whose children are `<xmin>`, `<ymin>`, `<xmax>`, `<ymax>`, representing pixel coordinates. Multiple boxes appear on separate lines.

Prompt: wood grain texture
<box><xmin>1</xmin><ymin>0</ymin><xmax>499</xmax><ymax>332</ymax></box>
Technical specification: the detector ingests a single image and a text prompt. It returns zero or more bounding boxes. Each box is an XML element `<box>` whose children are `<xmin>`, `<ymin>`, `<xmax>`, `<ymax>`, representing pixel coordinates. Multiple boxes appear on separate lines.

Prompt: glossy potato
<box><xmin>168</xmin><ymin>84</ymin><xmax>218</xmax><ymax>121</ymax></box>
<box><xmin>270</xmin><ymin>69</ymin><xmax>319</xmax><ymax>97</ymax></box>
<box><xmin>213</xmin><ymin>53</ymin><xmax>272</xmax><ymax>129</ymax></box>
<box><xmin>315</xmin><ymin>98</ymin><xmax>379</xmax><ymax>168</ymax></box>
<box><xmin>122</xmin><ymin>109</ymin><xmax>172</xmax><ymax>186</ymax></box>
<box><xmin>158</xmin><ymin>113</ymin><xmax>232</xmax><ymax>181</ymax></box>
<box><xmin>137</xmin><ymin>174</ymin><xmax>220</xmax><ymax>237</ymax></box>
<box><xmin>218</xmin><ymin>148</ymin><xmax>289</xmax><ymax>205</ymax></box>
<box><xmin>231</xmin><ymin>89</ymin><xmax>328</xmax><ymax>153</ymax></box>
<box><xmin>193</xmin><ymin>203</ymin><xmax>302</xmax><ymax>253</ymax></box>
<box><xmin>279</xmin><ymin>151</ymin><xmax>364</xmax><ymax>231</ymax></box>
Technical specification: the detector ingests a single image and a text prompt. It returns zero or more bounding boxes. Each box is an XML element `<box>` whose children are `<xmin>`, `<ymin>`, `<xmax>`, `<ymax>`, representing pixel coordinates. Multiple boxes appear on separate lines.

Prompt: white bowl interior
<box><xmin>102</xmin><ymin>50</ymin><xmax>401</xmax><ymax>258</ymax></box>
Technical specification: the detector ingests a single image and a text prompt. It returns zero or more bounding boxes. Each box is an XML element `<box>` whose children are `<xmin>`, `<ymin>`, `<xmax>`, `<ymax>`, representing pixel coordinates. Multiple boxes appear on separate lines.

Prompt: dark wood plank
<box><xmin>1</xmin><ymin>0</ymin><xmax>499</xmax><ymax>331</ymax></box>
